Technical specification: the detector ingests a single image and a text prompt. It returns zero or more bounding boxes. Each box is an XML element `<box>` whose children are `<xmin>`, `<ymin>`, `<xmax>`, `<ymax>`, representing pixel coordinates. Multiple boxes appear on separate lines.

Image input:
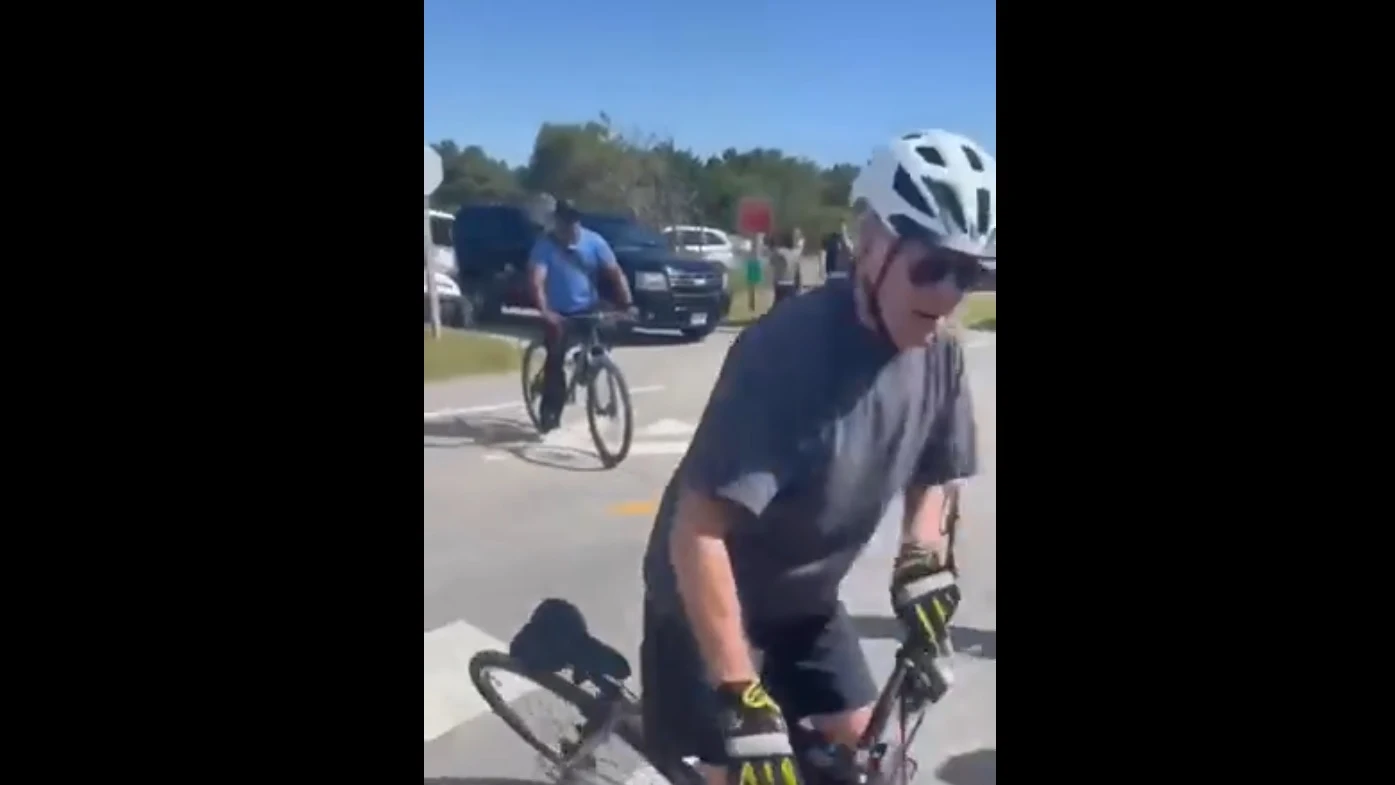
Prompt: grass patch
<box><xmin>724</xmin><ymin>283</ymin><xmax>774</xmax><ymax>327</ymax></box>
<box><xmin>957</xmin><ymin>293</ymin><xmax>997</xmax><ymax>331</ymax></box>
<box><xmin>424</xmin><ymin>328</ymin><xmax>520</xmax><ymax>382</ymax></box>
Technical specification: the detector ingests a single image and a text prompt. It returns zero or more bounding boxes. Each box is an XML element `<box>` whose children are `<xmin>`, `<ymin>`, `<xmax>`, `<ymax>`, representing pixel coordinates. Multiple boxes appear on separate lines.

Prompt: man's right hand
<box><xmin>715</xmin><ymin>681</ymin><xmax>802</xmax><ymax>785</ymax></box>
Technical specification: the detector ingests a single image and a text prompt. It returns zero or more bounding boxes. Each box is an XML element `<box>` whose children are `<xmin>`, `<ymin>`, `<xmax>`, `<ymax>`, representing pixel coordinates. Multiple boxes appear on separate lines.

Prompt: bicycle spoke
<box><xmin>589</xmin><ymin>373</ymin><xmax>623</xmax><ymax>437</ymax></box>
<box><xmin>592</xmin><ymin>374</ymin><xmax>617</xmax><ymax>418</ymax></box>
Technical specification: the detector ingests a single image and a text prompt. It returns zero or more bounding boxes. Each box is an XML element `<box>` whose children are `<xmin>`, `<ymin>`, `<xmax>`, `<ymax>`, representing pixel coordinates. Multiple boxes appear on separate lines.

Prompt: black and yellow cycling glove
<box><xmin>890</xmin><ymin>546</ymin><xmax>961</xmax><ymax>658</ymax></box>
<box><xmin>715</xmin><ymin>680</ymin><xmax>803</xmax><ymax>785</ymax></box>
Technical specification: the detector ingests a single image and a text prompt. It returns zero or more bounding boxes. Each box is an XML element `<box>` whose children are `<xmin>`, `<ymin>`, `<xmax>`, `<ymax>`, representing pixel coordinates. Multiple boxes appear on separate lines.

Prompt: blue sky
<box><xmin>424</xmin><ymin>0</ymin><xmax>995</xmax><ymax>168</ymax></box>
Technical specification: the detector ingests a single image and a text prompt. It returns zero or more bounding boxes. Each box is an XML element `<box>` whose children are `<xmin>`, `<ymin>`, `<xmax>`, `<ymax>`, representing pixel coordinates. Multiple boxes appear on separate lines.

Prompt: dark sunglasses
<box><xmin>904</xmin><ymin>246</ymin><xmax>987</xmax><ymax>290</ymax></box>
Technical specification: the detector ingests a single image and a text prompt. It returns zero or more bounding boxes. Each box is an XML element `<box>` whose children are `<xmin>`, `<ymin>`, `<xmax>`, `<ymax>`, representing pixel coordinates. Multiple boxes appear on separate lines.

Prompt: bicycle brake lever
<box><xmin>901</xmin><ymin>644</ymin><xmax>956</xmax><ymax>710</ymax></box>
<box><xmin>881</xmin><ymin>750</ymin><xmax>920</xmax><ymax>784</ymax></box>
<box><xmin>932</xmin><ymin>638</ymin><xmax>957</xmax><ymax>689</ymax></box>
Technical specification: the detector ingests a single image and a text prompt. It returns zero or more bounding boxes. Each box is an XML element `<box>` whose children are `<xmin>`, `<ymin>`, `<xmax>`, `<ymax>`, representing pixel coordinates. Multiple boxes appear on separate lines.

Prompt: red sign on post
<box><xmin>737</xmin><ymin>196</ymin><xmax>774</xmax><ymax>236</ymax></box>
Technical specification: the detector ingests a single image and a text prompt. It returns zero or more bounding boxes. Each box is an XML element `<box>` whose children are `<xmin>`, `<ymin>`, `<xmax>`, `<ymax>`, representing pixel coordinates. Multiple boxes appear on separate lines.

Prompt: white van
<box><xmin>424</xmin><ymin>209</ymin><xmax>464</xmax><ymax>326</ymax></box>
<box><xmin>428</xmin><ymin>209</ymin><xmax>457</xmax><ymax>275</ymax></box>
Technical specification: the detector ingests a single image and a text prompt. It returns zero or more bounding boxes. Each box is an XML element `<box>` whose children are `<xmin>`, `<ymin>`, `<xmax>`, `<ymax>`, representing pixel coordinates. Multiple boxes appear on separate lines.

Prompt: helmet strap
<box><xmin>857</xmin><ymin>237</ymin><xmax>903</xmax><ymax>348</ymax></box>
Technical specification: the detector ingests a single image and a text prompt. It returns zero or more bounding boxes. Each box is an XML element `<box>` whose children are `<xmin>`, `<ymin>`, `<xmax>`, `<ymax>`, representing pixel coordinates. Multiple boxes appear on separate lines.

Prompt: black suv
<box><xmin>450</xmin><ymin>205</ymin><xmax>731</xmax><ymax>339</ymax></box>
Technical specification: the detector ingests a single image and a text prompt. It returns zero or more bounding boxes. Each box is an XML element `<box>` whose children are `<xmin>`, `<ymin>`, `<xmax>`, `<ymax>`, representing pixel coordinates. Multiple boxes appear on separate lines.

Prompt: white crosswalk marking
<box><xmin>486</xmin><ymin>417</ymin><xmax>698</xmax><ymax>460</ymax></box>
<box><xmin>423</xmin><ymin>621</ymin><xmax>537</xmax><ymax>742</ymax></box>
<box><xmin>424</xmin><ymin>618</ymin><xmax>669</xmax><ymax>782</ymax></box>
<box><xmin>624</xmin><ymin>766</ymin><xmax>668</xmax><ymax>784</ymax></box>
<box><xmin>637</xmin><ymin>418</ymin><xmax>695</xmax><ymax>437</ymax></box>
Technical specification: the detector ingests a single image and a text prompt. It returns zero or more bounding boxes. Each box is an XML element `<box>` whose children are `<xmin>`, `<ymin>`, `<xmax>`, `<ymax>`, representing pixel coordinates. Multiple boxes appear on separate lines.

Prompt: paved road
<box><xmin>424</xmin><ymin>322</ymin><xmax>996</xmax><ymax>785</ymax></box>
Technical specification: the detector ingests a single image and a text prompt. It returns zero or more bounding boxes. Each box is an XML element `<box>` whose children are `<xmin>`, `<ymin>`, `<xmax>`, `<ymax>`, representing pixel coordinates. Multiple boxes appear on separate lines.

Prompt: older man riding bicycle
<box><xmin>638</xmin><ymin>129</ymin><xmax>995</xmax><ymax>785</ymax></box>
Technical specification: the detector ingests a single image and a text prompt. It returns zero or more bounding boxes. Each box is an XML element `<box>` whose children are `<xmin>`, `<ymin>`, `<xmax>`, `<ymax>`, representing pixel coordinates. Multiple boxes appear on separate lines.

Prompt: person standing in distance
<box><xmin>822</xmin><ymin>225</ymin><xmax>851</xmax><ymax>281</ymax></box>
<box><xmin>527</xmin><ymin>197</ymin><xmax>635</xmax><ymax>434</ymax></box>
<box><xmin>767</xmin><ymin>231</ymin><xmax>801</xmax><ymax>307</ymax></box>
<box><xmin>638</xmin><ymin>129</ymin><xmax>996</xmax><ymax>785</ymax></box>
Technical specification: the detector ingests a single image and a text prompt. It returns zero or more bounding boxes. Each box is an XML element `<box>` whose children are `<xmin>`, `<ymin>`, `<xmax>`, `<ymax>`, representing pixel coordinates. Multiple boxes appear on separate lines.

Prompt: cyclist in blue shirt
<box><xmin>528</xmin><ymin>198</ymin><xmax>635</xmax><ymax>433</ymax></box>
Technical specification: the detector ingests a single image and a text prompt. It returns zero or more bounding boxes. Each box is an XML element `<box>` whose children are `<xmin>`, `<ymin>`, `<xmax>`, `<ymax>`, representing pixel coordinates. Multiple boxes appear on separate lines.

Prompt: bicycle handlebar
<box><xmin>561</xmin><ymin>309</ymin><xmax>636</xmax><ymax>326</ymax></box>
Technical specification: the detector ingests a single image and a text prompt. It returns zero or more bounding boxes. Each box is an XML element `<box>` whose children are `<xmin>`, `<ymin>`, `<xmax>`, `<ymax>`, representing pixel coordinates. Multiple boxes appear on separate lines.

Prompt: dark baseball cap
<box><xmin>554</xmin><ymin>199</ymin><xmax>581</xmax><ymax>222</ymax></box>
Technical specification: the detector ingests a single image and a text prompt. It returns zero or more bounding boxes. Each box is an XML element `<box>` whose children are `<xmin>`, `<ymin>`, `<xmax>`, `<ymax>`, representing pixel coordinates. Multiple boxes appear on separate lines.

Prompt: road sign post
<box><xmin>744</xmin><ymin>243</ymin><xmax>764</xmax><ymax>313</ymax></box>
<box><xmin>424</xmin><ymin>145</ymin><xmax>444</xmax><ymax>339</ymax></box>
<box><xmin>737</xmin><ymin>198</ymin><xmax>773</xmax><ymax>316</ymax></box>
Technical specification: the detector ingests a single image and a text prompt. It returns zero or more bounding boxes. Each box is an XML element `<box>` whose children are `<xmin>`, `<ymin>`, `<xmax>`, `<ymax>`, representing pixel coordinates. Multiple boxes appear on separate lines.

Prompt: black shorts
<box><xmin>639</xmin><ymin>601</ymin><xmax>877</xmax><ymax>767</ymax></box>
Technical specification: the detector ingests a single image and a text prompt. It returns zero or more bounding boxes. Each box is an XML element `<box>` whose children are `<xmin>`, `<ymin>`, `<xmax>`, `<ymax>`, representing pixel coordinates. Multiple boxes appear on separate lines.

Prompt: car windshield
<box><xmin>583</xmin><ymin>215</ymin><xmax>667</xmax><ymax>249</ymax></box>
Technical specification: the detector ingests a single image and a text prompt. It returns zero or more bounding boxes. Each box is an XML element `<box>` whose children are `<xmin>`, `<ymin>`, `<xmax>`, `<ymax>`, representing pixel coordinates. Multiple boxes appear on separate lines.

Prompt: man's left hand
<box><xmin>889</xmin><ymin>546</ymin><xmax>960</xmax><ymax>657</ymax></box>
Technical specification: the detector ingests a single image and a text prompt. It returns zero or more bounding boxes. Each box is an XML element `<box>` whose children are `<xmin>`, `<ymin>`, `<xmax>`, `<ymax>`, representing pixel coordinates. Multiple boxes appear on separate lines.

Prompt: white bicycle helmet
<box><xmin>851</xmin><ymin>129</ymin><xmax>996</xmax><ymax>267</ymax></box>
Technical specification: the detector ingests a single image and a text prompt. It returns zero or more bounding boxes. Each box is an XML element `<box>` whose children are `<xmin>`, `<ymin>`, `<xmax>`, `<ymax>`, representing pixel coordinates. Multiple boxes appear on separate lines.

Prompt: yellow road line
<box><xmin>608</xmin><ymin>500</ymin><xmax>658</xmax><ymax>517</ymax></box>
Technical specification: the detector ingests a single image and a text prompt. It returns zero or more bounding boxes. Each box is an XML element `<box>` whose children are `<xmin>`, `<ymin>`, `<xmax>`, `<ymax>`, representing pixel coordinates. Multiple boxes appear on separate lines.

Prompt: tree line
<box><xmin>428</xmin><ymin>112</ymin><xmax>859</xmax><ymax>246</ymax></box>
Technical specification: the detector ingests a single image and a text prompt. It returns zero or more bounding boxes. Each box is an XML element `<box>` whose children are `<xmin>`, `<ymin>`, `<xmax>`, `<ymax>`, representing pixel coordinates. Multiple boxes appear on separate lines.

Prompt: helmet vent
<box><xmin>893</xmin><ymin>166</ymin><xmax>936</xmax><ymax>219</ymax></box>
<box><xmin>915</xmin><ymin>146</ymin><xmax>946</xmax><ymax>167</ymax></box>
<box><xmin>923</xmin><ymin>177</ymin><xmax>967</xmax><ymax>234</ymax></box>
<box><xmin>888</xmin><ymin>215</ymin><xmax>942</xmax><ymax>245</ymax></box>
<box><xmin>961</xmin><ymin>146</ymin><xmax>985</xmax><ymax>172</ymax></box>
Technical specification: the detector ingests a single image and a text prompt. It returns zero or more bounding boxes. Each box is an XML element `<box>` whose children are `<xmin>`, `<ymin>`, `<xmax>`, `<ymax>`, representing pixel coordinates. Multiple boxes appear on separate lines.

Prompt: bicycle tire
<box><xmin>520</xmin><ymin>340</ymin><xmax>546</xmax><ymax>431</ymax></box>
<box><xmin>468</xmin><ymin>650</ymin><xmax>655</xmax><ymax>775</ymax></box>
<box><xmin>585</xmin><ymin>356</ymin><xmax>633</xmax><ymax>468</ymax></box>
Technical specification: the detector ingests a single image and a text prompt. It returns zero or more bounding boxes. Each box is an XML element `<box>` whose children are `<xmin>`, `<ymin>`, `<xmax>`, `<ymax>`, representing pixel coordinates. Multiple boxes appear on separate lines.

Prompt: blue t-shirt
<box><xmin>528</xmin><ymin>229</ymin><xmax>617</xmax><ymax>315</ymax></box>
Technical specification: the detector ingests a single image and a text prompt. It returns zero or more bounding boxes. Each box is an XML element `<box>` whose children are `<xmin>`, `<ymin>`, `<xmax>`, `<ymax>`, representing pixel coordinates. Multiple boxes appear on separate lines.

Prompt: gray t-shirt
<box><xmin>641</xmin><ymin>279</ymin><xmax>977</xmax><ymax>621</ymax></box>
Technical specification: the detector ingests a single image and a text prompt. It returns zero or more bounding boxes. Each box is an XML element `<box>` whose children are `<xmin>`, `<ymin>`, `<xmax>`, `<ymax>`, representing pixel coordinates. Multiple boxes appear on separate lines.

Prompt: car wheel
<box><xmin>425</xmin><ymin>298</ymin><xmax>459</xmax><ymax>329</ymax></box>
<box><xmin>476</xmin><ymin>294</ymin><xmax>503</xmax><ymax>323</ymax></box>
<box><xmin>448</xmin><ymin>292</ymin><xmax>477</xmax><ymax>328</ymax></box>
<box><xmin>442</xmin><ymin>300</ymin><xmax>466</xmax><ymax>328</ymax></box>
<box><xmin>455</xmin><ymin>289</ymin><xmax>498</xmax><ymax>328</ymax></box>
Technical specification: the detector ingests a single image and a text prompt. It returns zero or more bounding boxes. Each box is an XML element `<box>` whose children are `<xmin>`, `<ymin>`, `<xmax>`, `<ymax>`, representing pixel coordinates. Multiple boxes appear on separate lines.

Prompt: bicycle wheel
<box><xmin>585</xmin><ymin>355</ymin><xmax>633</xmax><ymax>468</ymax></box>
<box><xmin>468</xmin><ymin>650</ymin><xmax>663</xmax><ymax>784</ymax></box>
<box><xmin>520</xmin><ymin>340</ymin><xmax>546</xmax><ymax>431</ymax></box>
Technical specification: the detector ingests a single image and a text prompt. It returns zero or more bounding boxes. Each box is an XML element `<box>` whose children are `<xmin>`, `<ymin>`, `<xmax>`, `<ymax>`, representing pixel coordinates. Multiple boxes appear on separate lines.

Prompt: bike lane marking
<box><xmin>608</xmin><ymin>500</ymin><xmax>659</xmax><ymax>516</ymax></box>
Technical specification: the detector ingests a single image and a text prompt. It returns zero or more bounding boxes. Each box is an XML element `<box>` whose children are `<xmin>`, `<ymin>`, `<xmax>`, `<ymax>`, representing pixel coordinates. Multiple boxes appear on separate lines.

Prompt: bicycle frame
<box><xmin>559</xmin><ymin>316</ymin><xmax>619</xmax><ymax>407</ymax></box>
<box><xmin>507</xmin><ymin>455</ymin><xmax>963</xmax><ymax>784</ymax></box>
<box><xmin>788</xmin><ymin>645</ymin><xmax>951</xmax><ymax>785</ymax></box>
<box><xmin>563</xmin><ymin>322</ymin><xmax>602</xmax><ymax>386</ymax></box>
<box><xmin>548</xmin><ymin>675</ymin><xmax>646</xmax><ymax>781</ymax></box>
<box><xmin>543</xmin><ymin>647</ymin><xmax>952</xmax><ymax>785</ymax></box>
